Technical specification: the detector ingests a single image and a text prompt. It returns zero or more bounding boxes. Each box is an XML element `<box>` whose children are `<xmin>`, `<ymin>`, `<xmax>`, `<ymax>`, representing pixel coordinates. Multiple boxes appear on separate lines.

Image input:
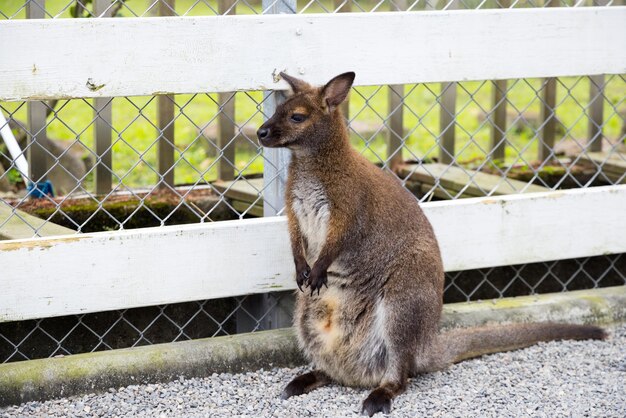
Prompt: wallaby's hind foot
<box><xmin>361</xmin><ymin>381</ymin><xmax>406</xmax><ymax>417</ymax></box>
<box><xmin>281</xmin><ymin>370</ymin><xmax>330</xmax><ymax>400</ymax></box>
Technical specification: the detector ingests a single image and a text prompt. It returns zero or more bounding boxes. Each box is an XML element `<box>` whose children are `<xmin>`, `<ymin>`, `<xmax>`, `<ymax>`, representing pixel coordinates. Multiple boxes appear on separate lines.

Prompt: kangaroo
<box><xmin>256</xmin><ymin>72</ymin><xmax>607</xmax><ymax>416</ymax></box>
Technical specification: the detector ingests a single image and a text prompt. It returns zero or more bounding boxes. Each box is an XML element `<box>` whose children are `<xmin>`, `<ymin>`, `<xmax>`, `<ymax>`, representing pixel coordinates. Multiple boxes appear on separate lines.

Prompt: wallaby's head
<box><xmin>256</xmin><ymin>72</ymin><xmax>355</xmax><ymax>152</ymax></box>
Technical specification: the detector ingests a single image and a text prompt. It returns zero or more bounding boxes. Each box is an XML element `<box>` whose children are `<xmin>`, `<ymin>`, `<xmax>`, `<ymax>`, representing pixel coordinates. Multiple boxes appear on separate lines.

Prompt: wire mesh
<box><xmin>1</xmin><ymin>0</ymin><xmax>625</xmax><ymax>363</ymax></box>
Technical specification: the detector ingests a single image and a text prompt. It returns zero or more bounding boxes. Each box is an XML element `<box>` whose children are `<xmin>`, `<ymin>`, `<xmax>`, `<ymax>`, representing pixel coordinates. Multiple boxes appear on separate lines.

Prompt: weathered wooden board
<box><xmin>231</xmin><ymin>200</ymin><xmax>263</xmax><ymax>217</ymax></box>
<box><xmin>0</xmin><ymin>218</ymin><xmax>293</xmax><ymax>322</ymax></box>
<box><xmin>0</xmin><ymin>202</ymin><xmax>74</xmax><ymax>240</ymax></box>
<box><xmin>1</xmin><ymin>7</ymin><xmax>625</xmax><ymax>100</ymax></box>
<box><xmin>213</xmin><ymin>178</ymin><xmax>264</xmax><ymax>216</ymax></box>
<box><xmin>578</xmin><ymin>151</ymin><xmax>626</xmax><ymax>183</ymax></box>
<box><xmin>402</xmin><ymin>163</ymin><xmax>549</xmax><ymax>197</ymax></box>
<box><xmin>213</xmin><ymin>178</ymin><xmax>263</xmax><ymax>204</ymax></box>
<box><xmin>1</xmin><ymin>185</ymin><xmax>625</xmax><ymax>322</ymax></box>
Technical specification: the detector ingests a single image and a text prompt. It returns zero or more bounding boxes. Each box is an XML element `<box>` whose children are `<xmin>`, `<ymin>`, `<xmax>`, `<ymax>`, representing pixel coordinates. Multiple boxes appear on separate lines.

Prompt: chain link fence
<box><xmin>1</xmin><ymin>0</ymin><xmax>625</xmax><ymax>363</ymax></box>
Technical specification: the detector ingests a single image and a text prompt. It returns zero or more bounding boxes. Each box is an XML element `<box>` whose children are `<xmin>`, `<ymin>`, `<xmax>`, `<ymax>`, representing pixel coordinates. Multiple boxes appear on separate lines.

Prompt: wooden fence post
<box><xmin>26</xmin><ymin>0</ymin><xmax>49</xmax><ymax>188</ymax></box>
<box><xmin>216</xmin><ymin>0</ymin><xmax>237</xmax><ymax>182</ymax></box>
<box><xmin>93</xmin><ymin>0</ymin><xmax>113</xmax><ymax>195</ymax></box>
<box><xmin>587</xmin><ymin>75</ymin><xmax>605</xmax><ymax>153</ymax></box>
<box><xmin>586</xmin><ymin>0</ymin><xmax>611</xmax><ymax>153</ymax></box>
<box><xmin>387</xmin><ymin>0</ymin><xmax>407</xmax><ymax>172</ymax></box>
<box><xmin>489</xmin><ymin>0</ymin><xmax>511</xmax><ymax>164</ymax></box>
<box><xmin>490</xmin><ymin>80</ymin><xmax>508</xmax><ymax>163</ymax></box>
<box><xmin>236</xmin><ymin>0</ymin><xmax>297</xmax><ymax>334</ymax></box>
<box><xmin>538</xmin><ymin>0</ymin><xmax>558</xmax><ymax>161</ymax></box>
<box><xmin>157</xmin><ymin>0</ymin><xmax>176</xmax><ymax>189</ymax></box>
<box><xmin>538</xmin><ymin>82</ymin><xmax>557</xmax><ymax>161</ymax></box>
<box><xmin>261</xmin><ymin>0</ymin><xmax>295</xmax><ymax>218</ymax></box>
<box><xmin>438</xmin><ymin>0</ymin><xmax>458</xmax><ymax>165</ymax></box>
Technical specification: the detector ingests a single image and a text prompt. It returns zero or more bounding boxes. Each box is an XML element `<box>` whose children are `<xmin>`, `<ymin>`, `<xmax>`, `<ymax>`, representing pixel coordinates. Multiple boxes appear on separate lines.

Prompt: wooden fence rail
<box><xmin>1</xmin><ymin>185</ymin><xmax>625</xmax><ymax>323</ymax></box>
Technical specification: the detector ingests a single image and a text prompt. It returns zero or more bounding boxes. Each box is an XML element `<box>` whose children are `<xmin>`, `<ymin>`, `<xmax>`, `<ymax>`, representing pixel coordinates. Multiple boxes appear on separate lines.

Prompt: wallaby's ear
<box><xmin>321</xmin><ymin>72</ymin><xmax>355</xmax><ymax>110</ymax></box>
<box><xmin>280</xmin><ymin>72</ymin><xmax>311</xmax><ymax>94</ymax></box>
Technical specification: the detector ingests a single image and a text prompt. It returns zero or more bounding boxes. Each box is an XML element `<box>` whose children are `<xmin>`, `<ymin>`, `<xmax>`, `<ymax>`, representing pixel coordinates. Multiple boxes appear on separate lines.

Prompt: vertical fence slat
<box><xmin>26</xmin><ymin>0</ymin><xmax>49</xmax><ymax>186</ymax></box>
<box><xmin>539</xmin><ymin>78</ymin><xmax>557</xmax><ymax>161</ymax></box>
<box><xmin>587</xmin><ymin>0</ymin><xmax>609</xmax><ymax>153</ymax></box>
<box><xmin>437</xmin><ymin>0</ymin><xmax>457</xmax><ymax>165</ymax></box>
<box><xmin>157</xmin><ymin>95</ymin><xmax>175</xmax><ymax>188</ymax></box>
<box><xmin>261</xmin><ymin>90</ymin><xmax>291</xmax><ymax>217</ymax></box>
<box><xmin>237</xmin><ymin>0</ymin><xmax>297</xmax><ymax>334</ymax></box>
<box><xmin>93</xmin><ymin>0</ymin><xmax>113</xmax><ymax>194</ymax></box>
<box><xmin>387</xmin><ymin>85</ymin><xmax>404</xmax><ymax>170</ymax></box>
<box><xmin>25</xmin><ymin>4</ymin><xmax>47</xmax><ymax>186</ymax></box>
<box><xmin>538</xmin><ymin>0</ymin><xmax>558</xmax><ymax>162</ymax></box>
<box><xmin>387</xmin><ymin>0</ymin><xmax>407</xmax><ymax>172</ymax></box>
<box><xmin>587</xmin><ymin>75</ymin><xmax>604</xmax><ymax>153</ymax></box>
<box><xmin>489</xmin><ymin>0</ymin><xmax>510</xmax><ymax>164</ymax></box>
<box><xmin>93</xmin><ymin>97</ymin><xmax>112</xmax><ymax>194</ymax></box>
<box><xmin>157</xmin><ymin>0</ymin><xmax>176</xmax><ymax>189</ymax></box>
<box><xmin>217</xmin><ymin>91</ymin><xmax>236</xmax><ymax>181</ymax></box>
<box><xmin>217</xmin><ymin>0</ymin><xmax>237</xmax><ymax>182</ymax></box>
<box><xmin>490</xmin><ymin>80</ymin><xmax>508</xmax><ymax>162</ymax></box>
<box><xmin>26</xmin><ymin>102</ymin><xmax>48</xmax><ymax>185</ymax></box>
<box><xmin>586</xmin><ymin>0</ymin><xmax>612</xmax><ymax>153</ymax></box>
<box><xmin>261</xmin><ymin>1</ymin><xmax>295</xmax><ymax>218</ymax></box>
<box><xmin>439</xmin><ymin>83</ymin><xmax>457</xmax><ymax>165</ymax></box>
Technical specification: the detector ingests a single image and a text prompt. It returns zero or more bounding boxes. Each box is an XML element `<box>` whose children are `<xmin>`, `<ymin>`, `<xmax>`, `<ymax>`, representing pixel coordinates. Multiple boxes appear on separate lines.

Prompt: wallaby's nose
<box><xmin>257</xmin><ymin>127</ymin><xmax>270</xmax><ymax>141</ymax></box>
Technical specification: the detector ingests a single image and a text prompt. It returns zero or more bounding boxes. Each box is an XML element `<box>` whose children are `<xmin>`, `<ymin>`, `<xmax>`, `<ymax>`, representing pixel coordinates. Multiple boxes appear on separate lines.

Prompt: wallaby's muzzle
<box><xmin>257</xmin><ymin>121</ymin><xmax>286</xmax><ymax>148</ymax></box>
<box><xmin>256</xmin><ymin>126</ymin><xmax>270</xmax><ymax>143</ymax></box>
<box><xmin>256</xmin><ymin>122</ymin><xmax>279</xmax><ymax>147</ymax></box>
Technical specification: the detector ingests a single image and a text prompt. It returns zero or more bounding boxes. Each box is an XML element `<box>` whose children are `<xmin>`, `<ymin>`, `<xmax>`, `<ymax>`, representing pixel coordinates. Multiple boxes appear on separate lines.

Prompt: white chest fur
<box><xmin>291</xmin><ymin>177</ymin><xmax>330</xmax><ymax>261</ymax></box>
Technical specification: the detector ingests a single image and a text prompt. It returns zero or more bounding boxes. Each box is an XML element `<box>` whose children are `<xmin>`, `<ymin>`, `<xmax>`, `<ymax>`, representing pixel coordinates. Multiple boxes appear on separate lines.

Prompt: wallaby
<box><xmin>256</xmin><ymin>72</ymin><xmax>607</xmax><ymax>416</ymax></box>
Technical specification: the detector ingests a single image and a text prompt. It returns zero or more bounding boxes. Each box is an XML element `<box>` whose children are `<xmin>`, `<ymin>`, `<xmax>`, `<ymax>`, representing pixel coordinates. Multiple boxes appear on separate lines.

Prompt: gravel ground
<box><xmin>2</xmin><ymin>324</ymin><xmax>625</xmax><ymax>418</ymax></box>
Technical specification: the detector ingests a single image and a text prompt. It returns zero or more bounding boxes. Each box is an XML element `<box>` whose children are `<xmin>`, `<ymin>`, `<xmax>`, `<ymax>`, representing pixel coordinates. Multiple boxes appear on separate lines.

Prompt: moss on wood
<box><xmin>10</xmin><ymin>189</ymin><xmax>239</xmax><ymax>233</ymax></box>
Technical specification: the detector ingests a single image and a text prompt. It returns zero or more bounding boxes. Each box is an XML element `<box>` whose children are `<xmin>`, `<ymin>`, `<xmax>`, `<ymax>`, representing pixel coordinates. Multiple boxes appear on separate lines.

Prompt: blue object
<box><xmin>27</xmin><ymin>180</ymin><xmax>55</xmax><ymax>199</ymax></box>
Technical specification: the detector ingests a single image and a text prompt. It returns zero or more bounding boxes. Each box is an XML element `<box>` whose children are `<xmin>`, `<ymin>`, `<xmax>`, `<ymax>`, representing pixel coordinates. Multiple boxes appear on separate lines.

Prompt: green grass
<box><xmin>2</xmin><ymin>1</ymin><xmax>625</xmax><ymax>190</ymax></box>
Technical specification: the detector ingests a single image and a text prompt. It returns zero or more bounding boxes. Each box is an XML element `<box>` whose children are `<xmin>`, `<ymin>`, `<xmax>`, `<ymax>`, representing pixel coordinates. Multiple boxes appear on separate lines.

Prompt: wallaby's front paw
<box><xmin>295</xmin><ymin>260</ymin><xmax>311</xmax><ymax>292</ymax></box>
<box><xmin>307</xmin><ymin>268</ymin><xmax>328</xmax><ymax>296</ymax></box>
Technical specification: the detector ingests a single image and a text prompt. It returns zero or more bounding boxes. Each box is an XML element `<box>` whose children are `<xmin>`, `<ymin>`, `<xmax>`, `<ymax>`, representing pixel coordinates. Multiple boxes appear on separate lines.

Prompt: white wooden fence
<box><xmin>1</xmin><ymin>7</ymin><xmax>625</xmax><ymax>323</ymax></box>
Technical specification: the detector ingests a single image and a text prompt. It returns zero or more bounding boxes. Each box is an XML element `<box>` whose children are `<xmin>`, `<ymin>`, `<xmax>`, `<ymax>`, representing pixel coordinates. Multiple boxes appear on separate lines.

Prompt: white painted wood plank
<box><xmin>426</xmin><ymin>186</ymin><xmax>626</xmax><ymax>273</ymax></box>
<box><xmin>1</xmin><ymin>7</ymin><xmax>625</xmax><ymax>100</ymax></box>
<box><xmin>1</xmin><ymin>185</ymin><xmax>625</xmax><ymax>322</ymax></box>
<box><xmin>0</xmin><ymin>218</ymin><xmax>293</xmax><ymax>322</ymax></box>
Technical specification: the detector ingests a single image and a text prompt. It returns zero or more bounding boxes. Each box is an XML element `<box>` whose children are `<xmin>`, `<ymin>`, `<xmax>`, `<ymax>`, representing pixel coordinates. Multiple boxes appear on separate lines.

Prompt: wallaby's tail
<box><xmin>435</xmin><ymin>323</ymin><xmax>607</xmax><ymax>366</ymax></box>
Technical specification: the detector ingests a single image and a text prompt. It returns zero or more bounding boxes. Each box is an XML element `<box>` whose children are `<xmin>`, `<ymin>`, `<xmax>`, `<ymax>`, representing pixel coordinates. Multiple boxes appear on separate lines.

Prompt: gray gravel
<box><xmin>2</xmin><ymin>324</ymin><xmax>625</xmax><ymax>418</ymax></box>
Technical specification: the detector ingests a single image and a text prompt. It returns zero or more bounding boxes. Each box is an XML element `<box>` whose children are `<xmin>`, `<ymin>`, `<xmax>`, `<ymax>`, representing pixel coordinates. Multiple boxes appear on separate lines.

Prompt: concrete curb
<box><xmin>1</xmin><ymin>286</ymin><xmax>625</xmax><ymax>407</ymax></box>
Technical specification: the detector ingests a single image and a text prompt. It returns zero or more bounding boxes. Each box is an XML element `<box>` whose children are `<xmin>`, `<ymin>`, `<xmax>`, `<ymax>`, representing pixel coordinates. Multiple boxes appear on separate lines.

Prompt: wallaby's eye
<box><xmin>290</xmin><ymin>113</ymin><xmax>307</xmax><ymax>123</ymax></box>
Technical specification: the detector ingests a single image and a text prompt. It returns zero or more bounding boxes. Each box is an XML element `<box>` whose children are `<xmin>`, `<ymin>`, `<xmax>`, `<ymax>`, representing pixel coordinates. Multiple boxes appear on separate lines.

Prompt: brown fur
<box><xmin>257</xmin><ymin>72</ymin><xmax>607</xmax><ymax>416</ymax></box>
